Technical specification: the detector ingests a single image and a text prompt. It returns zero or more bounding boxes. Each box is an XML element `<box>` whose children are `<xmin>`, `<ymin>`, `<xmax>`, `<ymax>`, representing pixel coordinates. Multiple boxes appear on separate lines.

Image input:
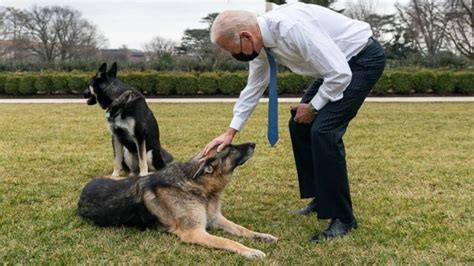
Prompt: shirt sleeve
<box><xmin>229</xmin><ymin>54</ymin><xmax>270</xmax><ymax>131</ymax></box>
<box><xmin>283</xmin><ymin>21</ymin><xmax>352</xmax><ymax>111</ymax></box>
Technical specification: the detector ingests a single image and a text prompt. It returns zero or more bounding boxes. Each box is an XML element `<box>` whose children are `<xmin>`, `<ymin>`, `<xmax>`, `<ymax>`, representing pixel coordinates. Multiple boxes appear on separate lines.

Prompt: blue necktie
<box><xmin>265</xmin><ymin>47</ymin><xmax>278</xmax><ymax>146</ymax></box>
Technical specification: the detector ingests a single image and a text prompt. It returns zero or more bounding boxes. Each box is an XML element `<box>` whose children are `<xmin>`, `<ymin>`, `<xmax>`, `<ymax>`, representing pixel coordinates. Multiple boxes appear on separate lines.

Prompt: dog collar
<box><xmin>105</xmin><ymin>110</ymin><xmax>115</xmax><ymax>122</ymax></box>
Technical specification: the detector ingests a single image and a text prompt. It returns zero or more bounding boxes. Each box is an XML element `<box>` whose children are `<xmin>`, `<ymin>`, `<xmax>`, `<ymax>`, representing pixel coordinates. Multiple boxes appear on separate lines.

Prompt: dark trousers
<box><xmin>289</xmin><ymin>38</ymin><xmax>386</xmax><ymax>220</ymax></box>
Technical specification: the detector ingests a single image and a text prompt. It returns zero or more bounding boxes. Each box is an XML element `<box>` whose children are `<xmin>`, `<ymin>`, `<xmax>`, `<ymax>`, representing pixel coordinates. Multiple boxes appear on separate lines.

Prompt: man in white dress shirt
<box><xmin>204</xmin><ymin>2</ymin><xmax>385</xmax><ymax>243</ymax></box>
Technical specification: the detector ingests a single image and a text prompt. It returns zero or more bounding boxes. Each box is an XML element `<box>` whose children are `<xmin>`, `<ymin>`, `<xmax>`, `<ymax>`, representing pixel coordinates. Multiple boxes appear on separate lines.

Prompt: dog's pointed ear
<box><xmin>192</xmin><ymin>158</ymin><xmax>215</xmax><ymax>179</ymax></box>
<box><xmin>96</xmin><ymin>63</ymin><xmax>107</xmax><ymax>79</ymax></box>
<box><xmin>107</xmin><ymin>62</ymin><xmax>118</xmax><ymax>78</ymax></box>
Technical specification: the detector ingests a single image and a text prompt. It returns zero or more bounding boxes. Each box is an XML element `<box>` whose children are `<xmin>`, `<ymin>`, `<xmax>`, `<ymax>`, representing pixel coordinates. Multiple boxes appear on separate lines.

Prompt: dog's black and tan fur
<box><xmin>84</xmin><ymin>62</ymin><xmax>173</xmax><ymax>176</ymax></box>
<box><xmin>78</xmin><ymin>143</ymin><xmax>277</xmax><ymax>259</ymax></box>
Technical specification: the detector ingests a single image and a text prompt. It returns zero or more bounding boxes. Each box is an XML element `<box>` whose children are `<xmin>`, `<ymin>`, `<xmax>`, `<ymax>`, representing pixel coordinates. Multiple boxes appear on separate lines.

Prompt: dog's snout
<box><xmin>241</xmin><ymin>143</ymin><xmax>256</xmax><ymax>154</ymax></box>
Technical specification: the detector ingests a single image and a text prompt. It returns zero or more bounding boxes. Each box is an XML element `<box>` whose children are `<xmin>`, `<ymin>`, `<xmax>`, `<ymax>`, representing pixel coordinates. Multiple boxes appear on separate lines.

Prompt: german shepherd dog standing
<box><xmin>84</xmin><ymin>62</ymin><xmax>173</xmax><ymax>177</ymax></box>
<box><xmin>78</xmin><ymin>143</ymin><xmax>278</xmax><ymax>259</ymax></box>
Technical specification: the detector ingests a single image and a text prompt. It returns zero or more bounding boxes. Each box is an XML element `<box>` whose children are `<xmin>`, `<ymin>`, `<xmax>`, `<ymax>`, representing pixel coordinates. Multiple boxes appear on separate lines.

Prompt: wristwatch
<box><xmin>309</xmin><ymin>104</ymin><xmax>319</xmax><ymax>115</ymax></box>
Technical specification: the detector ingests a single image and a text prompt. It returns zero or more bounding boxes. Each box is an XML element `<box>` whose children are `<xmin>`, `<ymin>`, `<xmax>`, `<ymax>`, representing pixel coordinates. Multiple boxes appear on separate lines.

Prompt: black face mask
<box><xmin>232</xmin><ymin>37</ymin><xmax>259</xmax><ymax>62</ymax></box>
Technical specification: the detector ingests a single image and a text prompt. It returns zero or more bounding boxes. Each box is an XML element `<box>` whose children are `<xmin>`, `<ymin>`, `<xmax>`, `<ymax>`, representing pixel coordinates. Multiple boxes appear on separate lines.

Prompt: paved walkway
<box><xmin>0</xmin><ymin>97</ymin><xmax>473</xmax><ymax>104</ymax></box>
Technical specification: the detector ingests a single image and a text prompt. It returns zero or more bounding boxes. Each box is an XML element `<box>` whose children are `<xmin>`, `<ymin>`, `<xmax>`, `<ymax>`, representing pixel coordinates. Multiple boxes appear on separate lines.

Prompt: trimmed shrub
<box><xmin>218</xmin><ymin>72</ymin><xmax>246</xmax><ymax>95</ymax></box>
<box><xmin>390</xmin><ymin>71</ymin><xmax>413</xmax><ymax>94</ymax></box>
<box><xmin>453</xmin><ymin>72</ymin><xmax>474</xmax><ymax>94</ymax></box>
<box><xmin>18</xmin><ymin>75</ymin><xmax>37</xmax><ymax>95</ymax></box>
<box><xmin>279</xmin><ymin>73</ymin><xmax>308</xmax><ymax>94</ymax></box>
<box><xmin>119</xmin><ymin>73</ymin><xmax>139</xmax><ymax>91</ymax></box>
<box><xmin>68</xmin><ymin>75</ymin><xmax>89</xmax><ymax>95</ymax></box>
<box><xmin>154</xmin><ymin>73</ymin><xmax>176</xmax><ymax>95</ymax></box>
<box><xmin>198</xmin><ymin>72</ymin><xmax>219</xmax><ymax>95</ymax></box>
<box><xmin>433</xmin><ymin>72</ymin><xmax>455</xmax><ymax>95</ymax></box>
<box><xmin>372</xmin><ymin>71</ymin><xmax>391</xmax><ymax>95</ymax></box>
<box><xmin>175</xmin><ymin>73</ymin><xmax>198</xmax><ymax>95</ymax></box>
<box><xmin>0</xmin><ymin>69</ymin><xmax>472</xmax><ymax>96</ymax></box>
<box><xmin>52</xmin><ymin>74</ymin><xmax>70</xmax><ymax>94</ymax></box>
<box><xmin>0</xmin><ymin>74</ymin><xmax>7</xmax><ymax>94</ymax></box>
<box><xmin>136</xmin><ymin>73</ymin><xmax>158</xmax><ymax>94</ymax></box>
<box><xmin>34</xmin><ymin>74</ymin><xmax>54</xmax><ymax>94</ymax></box>
<box><xmin>412</xmin><ymin>70</ymin><xmax>435</xmax><ymax>93</ymax></box>
<box><xmin>5</xmin><ymin>76</ymin><xmax>20</xmax><ymax>95</ymax></box>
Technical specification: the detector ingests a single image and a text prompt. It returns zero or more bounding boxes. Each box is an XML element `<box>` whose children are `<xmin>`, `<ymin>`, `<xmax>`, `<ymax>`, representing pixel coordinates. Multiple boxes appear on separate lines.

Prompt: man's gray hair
<box><xmin>210</xmin><ymin>10</ymin><xmax>258</xmax><ymax>45</ymax></box>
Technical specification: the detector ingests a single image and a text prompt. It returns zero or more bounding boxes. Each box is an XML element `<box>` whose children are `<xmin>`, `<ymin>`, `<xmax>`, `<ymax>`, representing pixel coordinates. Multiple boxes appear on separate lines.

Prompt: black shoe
<box><xmin>288</xmin><ymin>198</ymin><xmax>317</xmax><ymax>215</ymax></box>
<box><xmin>310</xmin><ymin>218</ymin><xmax>358</xmax><ymax>244</ymax></box>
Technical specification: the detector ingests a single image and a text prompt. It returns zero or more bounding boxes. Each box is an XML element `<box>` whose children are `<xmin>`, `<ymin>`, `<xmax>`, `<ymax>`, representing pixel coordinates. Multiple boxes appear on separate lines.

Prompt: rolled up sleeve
<box><xmin>229</xmin><ymin>56</ymin><xmax>270</xmax><ymax>131</ymax></box>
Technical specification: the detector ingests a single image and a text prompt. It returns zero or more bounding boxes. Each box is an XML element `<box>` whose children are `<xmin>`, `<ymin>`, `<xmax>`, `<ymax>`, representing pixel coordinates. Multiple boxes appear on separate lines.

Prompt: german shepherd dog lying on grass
<box><xmin>78</xmin><ymin>143</ymin><xmax>278</xmax><ymax>259</ymax></box>
<box><xmin>83</xmin><ymin>62</ymin><xmax>173</xmax><ymax>177</ymax></box>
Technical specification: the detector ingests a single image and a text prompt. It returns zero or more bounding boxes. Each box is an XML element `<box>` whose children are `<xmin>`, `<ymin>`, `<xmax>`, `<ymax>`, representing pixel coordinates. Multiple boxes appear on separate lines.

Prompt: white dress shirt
<box><xmin>230</xmin><ymin>2</ymin><xmax>373</xmax><ymax>131</ymax></box>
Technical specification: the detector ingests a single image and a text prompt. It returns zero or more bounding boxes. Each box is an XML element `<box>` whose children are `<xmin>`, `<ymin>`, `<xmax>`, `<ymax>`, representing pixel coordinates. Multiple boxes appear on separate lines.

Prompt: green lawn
<box><xmin>0</xmin><ymin>102</ymin><xmax>472</xmax><ymax>264</ymax></box>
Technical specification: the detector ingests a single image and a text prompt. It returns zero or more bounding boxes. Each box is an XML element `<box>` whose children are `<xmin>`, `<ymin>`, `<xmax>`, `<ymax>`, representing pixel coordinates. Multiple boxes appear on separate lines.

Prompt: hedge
<box><xmin>454</xmin><ymin>72</ymin><xmax>474</xmax><ymax>94</ymax></box>
<box><xmin>35</xmin><ymin>74</ymin><xmax>54</xmax><ymax>94</ymax></box>
<box><xmin>18</xmin><ymin>75</ymin><xmax>36</xmax><ymax>95</ymax></box>
<box><xmin>198</xmin><ymin>72</ymin><xmax>219</xmax><ymax>95</ymax></box>
<box><xmin>412</xmin><ymin>70</ymin><xmax>436</xmax><ymax>93</ymax></box>
<box><xmin>0</xmin><ymin>69</ymin><xmax>472</xmax><ymax>96</ymax></box>
<box><xmin>0</xmin><ymin>74</ymin><xmax>6</xmax><ymax>94</ymax></box>
<box><xmin>217</xmin><ymin>72</ymin><xmax>247</xmax><ymax>95</ymax></box>
<box><xmin>175</xmin><ymin>73</ymin><xmax>198</xmax><ymax>95</ymax></box>
<box><xmin>52</xmin><ymin>74</ymin><xmax>70</xmax><ymax>94</ymax></box>
<box><xmin>5</xmin><ymin>76</ymin><xmax>20</xmax><ymax>95</ymax></box>
<box><xmin>433</xmin><ymin>72</ymin><xmax>455</xmax><ymax>95</ymax></box>
<box><xmin>154</xmin><ymin>73</ymin><xmax>176</xmax><ymax>95</ymax></box>
<box><xmin>372</xmin><ymin>72</ymin><xmax>391</xmax><ymax>95</ymax></box>
<box><xmin>68</xmin><ymin>75</ymin><xmax>89</xmax><ymax>95</ymax></box>
<box><xmin>120</xmin><ymin>73</ymin><xmax>157</xmax><ymax>95</ymax></box>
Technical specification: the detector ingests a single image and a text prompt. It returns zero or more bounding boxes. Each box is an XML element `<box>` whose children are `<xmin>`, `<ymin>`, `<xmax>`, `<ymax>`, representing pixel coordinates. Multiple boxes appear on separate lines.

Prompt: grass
<box><xmin>0</xmin><ymin>102</ymin><xmax>472</xmax><ymax>264</ymax></box>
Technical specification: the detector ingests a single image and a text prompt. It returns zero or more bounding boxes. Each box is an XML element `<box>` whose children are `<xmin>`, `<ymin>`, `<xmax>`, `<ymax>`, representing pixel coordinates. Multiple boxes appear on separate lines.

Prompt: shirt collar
<box><xmin>257</xmin><ymin>16</ymin><xmax>277</xmax><ymax>48</ymax></box>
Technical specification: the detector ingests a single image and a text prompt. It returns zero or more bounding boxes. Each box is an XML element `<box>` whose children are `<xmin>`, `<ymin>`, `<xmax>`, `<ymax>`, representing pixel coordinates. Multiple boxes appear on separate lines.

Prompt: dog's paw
<box><xmin>253</xmin><ymin>233</ymin><xmax>278</xmax><ymax>243</ymax></box>
<box><xmin>241</xmin><ymin>248</ymin><xmax>266</xmax><ymax>260</ymax></box>
<box><xmin>111</xmin><ymin>171</ymin><xmax>121</xmax><ymax>177</ymax></box>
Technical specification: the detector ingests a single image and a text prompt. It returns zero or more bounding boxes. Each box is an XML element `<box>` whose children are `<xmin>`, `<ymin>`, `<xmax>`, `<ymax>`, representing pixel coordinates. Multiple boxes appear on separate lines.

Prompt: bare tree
<box><xmin>143</xmin><ymin>36</ymin><xmax>177</xmax><ymax>61</ymax></box>
<box><xmin>445</xmin><ymin>0</ymin><xmax>473</xmax><ymax>59</ymax></box>
<box><xmin>23</xmin><ymin>6</ymin><xmax>58</xmax><ymax>62</ymax></box>
<box><xmin>0</xmin><ymin>7</ymin><xmax>31</xmax><ymax>60</ymax></box>
<box><xmin>345</xmin><ymin>0</ymin><xmax>378</xmax><ymax>21</ymax></box>
<box><xmin>52</xmin><ymin>6</ymin><xmax>105</xmax><ymax>61</ymax></box>
<box><xmin>18</xmin><ymin>5</ymin><xmax>105</xmax><ymax>62</ymax></box>
<box><xmin>396</xmin><ymin>0</ymin><xmax>449</xmax><ymax>66</ymax></box>
<box><xmin>344</xmin><ymin>0</ymin><xmax>395</xmax><ymax>40</ymax></box>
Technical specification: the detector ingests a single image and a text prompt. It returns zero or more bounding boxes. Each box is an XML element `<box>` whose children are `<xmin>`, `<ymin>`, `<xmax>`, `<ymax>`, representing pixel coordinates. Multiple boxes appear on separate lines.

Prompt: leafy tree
<box><xmin>176</xmin><ymin>13</ymin><xmax>242</xmax><ymax>70</ymax></box>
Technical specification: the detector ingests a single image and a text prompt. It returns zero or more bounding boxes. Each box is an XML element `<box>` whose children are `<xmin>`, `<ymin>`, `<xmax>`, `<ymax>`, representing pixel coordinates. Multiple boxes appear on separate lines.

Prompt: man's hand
<box><xmin>203</xmin><ymin>128</ymin><xmax>237</xmax><ymax>155</ymax></box>
<box><xmin>291</xmin><ymin>103</ymin><xmax>317</xmax><ymax>124</ymax></box>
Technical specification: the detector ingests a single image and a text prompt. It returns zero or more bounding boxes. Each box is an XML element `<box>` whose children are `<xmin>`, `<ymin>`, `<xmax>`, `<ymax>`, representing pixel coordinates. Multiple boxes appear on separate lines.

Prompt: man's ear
<box><xmin>240</xmin><ymin>31</ymin><xmax>253</xmax><ymax>41</ymax></box>
<box><xmin>97</xmin><ymin>62</ymin><xmax>107</xmax><ymax>79</ymax></box>
<box><xmin>192</xmin><ymin>159</ymin><xmax>215</xmax><ymax>179</ymax></box>
<box><xmin>107</xmin><ymin>62</ymin><xmax>117</xmax><ymax>78</ymax></box>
